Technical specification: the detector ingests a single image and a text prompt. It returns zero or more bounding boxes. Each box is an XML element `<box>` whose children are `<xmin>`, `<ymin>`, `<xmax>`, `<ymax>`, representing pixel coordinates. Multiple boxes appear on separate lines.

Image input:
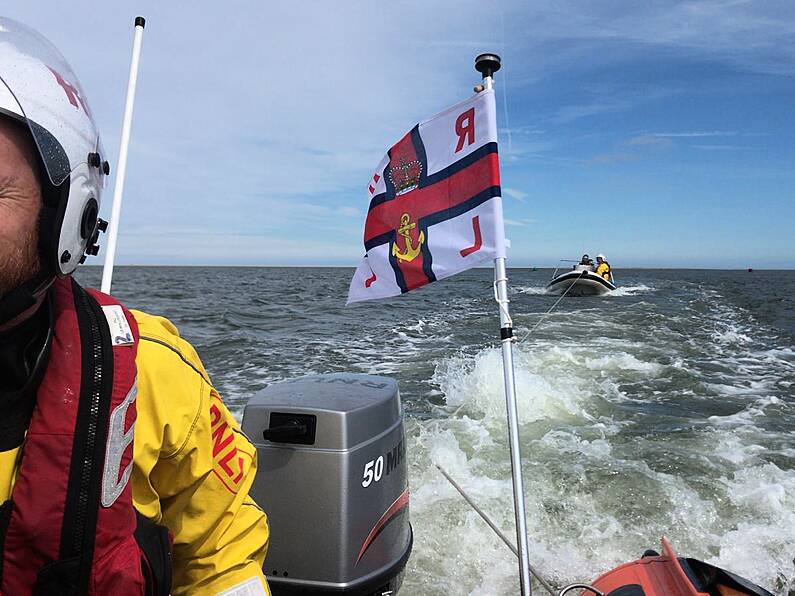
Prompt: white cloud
<box><xmin>651</xmin><ymin>131</ymin><xmax>738</xmax><ymax>138</ymax></box>
<box><xmin>587</xmin><ymin>152</ymin><xmax>638</xmax><ymax>165</ymax></box>
<box><xmin>627</xmin><ymin>135</ymin><xmax>674</xmax><ymax>148</ymax></box>
<box><xmin>503</xmin><ymin>187</ymin><xmax>528</xmax><ymax>202</ymax></box>
<box><xmin>693</xmin><ymin>144</ymin><xmax>749</xmax><ymax>150</ymax></box>
<box><xmin>550</xmin><ymin>98</ymin><xmax>632</xmax><ymax>124</ymax></box>
<box><xmin>506</xmin><ymin>1</ymin><xmax>795</xmax><ymax>76</ymax></box>
<box><xmin>338</xmin><ymin>206</ymin><xmax>361</xmax><ymax>218</ymax></box>
<box><xmin>116</xmin><ymin>231</ymin><xmax>362</xmax><ymax>265</ymax></box>
<box><xmin>3</xmin><ymin>0</ymin><xmax>792</xmax><ymax>264</ymax></box>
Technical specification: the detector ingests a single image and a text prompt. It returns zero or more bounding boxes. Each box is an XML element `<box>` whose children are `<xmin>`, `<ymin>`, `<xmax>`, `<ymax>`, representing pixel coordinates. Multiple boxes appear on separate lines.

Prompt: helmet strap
<box><xmin>0</xmin><ymin>272</ymin><xmax>53</xmax><ymax>329</ymax></box>
<box><xmin>36</xmin><ymin>175</ymin><xmax>69</xmax><ymax>278</ymax></box>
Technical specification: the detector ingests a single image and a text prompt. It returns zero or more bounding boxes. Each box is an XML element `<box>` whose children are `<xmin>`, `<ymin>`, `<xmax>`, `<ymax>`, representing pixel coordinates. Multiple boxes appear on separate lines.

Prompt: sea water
<box><xmin>77</xmin><ymin>267</ymin><xmax>795</xmax><ymax>595</ymax></box>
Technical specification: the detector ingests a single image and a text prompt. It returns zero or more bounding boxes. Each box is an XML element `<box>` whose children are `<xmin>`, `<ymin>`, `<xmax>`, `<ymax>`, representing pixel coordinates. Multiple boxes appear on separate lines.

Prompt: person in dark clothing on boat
<box><xmin>572</xmin><ymin>254</ymin><xmax>593</xmax><ymax>271</ymax></box>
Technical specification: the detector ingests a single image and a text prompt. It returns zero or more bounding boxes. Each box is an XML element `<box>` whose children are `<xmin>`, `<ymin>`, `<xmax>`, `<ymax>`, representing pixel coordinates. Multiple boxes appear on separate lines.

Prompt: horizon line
<box><xmin>79</xmin><ymin>264</ymin><xmax>795</xmax><ymax>271</ymax></box>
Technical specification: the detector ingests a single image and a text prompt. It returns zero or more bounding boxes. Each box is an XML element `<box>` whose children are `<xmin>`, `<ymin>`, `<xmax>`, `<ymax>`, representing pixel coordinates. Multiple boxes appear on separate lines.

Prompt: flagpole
<box><xmin>101</xmin><ymin>16</ymin><xmax>146</xmax><ymax>294</ymax></box>
<box><xmin>476</xmin><ymin>53</ymin><xmax>533</xmax><ymax>596</ymax></box>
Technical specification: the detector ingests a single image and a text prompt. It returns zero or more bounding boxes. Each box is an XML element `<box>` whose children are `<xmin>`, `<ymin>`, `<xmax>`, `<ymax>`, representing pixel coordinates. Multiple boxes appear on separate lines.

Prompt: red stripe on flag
<box><xmin>364</xmin><ymin>152</ymin><xmax>499</xmax><ymax>243</ymax></box>
<box><xmin>397</xmin><ymin>250</ymin><xmax>428</xmax><ymax>292</ymax></box>
<box><xmin>364</xmin><ymin>272</ymin><xmax>377</xmax><ymax>287</ymax></box>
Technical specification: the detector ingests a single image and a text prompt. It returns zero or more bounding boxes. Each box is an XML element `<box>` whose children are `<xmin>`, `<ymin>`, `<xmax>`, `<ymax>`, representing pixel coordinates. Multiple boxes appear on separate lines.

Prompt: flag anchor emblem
<box><xmin>391</xmin><ymin>213</ymin><xmax>425</xmax><ymax>262</ymax></box>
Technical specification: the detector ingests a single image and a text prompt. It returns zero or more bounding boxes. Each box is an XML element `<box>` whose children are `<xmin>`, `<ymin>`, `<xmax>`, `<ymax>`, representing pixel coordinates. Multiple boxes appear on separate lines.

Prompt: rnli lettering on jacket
<box><xmin>0</xmin><ymin>277</ymin><xmax>165</xmax><ymax>595</ymax></box>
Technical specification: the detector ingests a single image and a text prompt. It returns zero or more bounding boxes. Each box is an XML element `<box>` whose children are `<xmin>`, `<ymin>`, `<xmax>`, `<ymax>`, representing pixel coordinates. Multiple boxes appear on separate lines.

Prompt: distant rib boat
<box><xmin>546</xmin><ymin>263</ymin><xmax>616</xmax><ymax>296</ymax></box>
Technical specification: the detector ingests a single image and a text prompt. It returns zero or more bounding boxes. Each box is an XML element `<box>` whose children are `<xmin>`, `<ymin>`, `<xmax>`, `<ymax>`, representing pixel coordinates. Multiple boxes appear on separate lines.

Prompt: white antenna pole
<box><xmin>476</xmin><ymin>53</ymin><xmax>534</xmax><ymax>596</ymax></box>
<box><xmin>101</xmin><ymin>16</ymin><xmax>146</xmax><ymax>294</ymax></box>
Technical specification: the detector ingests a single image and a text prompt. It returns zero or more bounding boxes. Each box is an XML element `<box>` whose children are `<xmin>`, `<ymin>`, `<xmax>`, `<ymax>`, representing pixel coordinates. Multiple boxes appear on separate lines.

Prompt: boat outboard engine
<box><xmin>242</xmin><ymin>373</ymin><xmax>412</xmax><ymax>595</ymax></box>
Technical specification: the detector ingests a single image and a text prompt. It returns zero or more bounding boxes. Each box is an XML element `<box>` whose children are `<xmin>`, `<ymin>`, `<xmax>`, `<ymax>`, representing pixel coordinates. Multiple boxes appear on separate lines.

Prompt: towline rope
<box><xmin>435</xmin><ymin>464</ymin><xmax>557</xmax><ymax>596</ymax></box>
<box><xmin>518</xmin><ymin>269</ymin><xmax>587</xmax><ymax>343</ymax></box>
<box><xmin>441</xmin><ymin>269</ymin><xmax>613</xmax><ymax>594</ymax></box>
<box><xmin>448</xmin><ymin>270</ymin><xmax>586</xmax><ymax>419</ymax></box>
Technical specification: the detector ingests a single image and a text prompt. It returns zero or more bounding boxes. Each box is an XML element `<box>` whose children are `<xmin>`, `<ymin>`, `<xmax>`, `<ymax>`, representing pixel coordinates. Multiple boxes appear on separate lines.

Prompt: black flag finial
<box><xmin>475</xmin><ymin>53</ymin><xmax>501</xmax><ymax>78</ymax></box>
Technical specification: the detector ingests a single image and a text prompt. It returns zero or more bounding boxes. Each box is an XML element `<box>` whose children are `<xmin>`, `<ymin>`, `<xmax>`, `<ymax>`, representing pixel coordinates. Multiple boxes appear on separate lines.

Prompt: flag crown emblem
<box><xmin>388</xmin><ymin>157</ymin><xmax>422</xmax><ymax>195</ymax></box>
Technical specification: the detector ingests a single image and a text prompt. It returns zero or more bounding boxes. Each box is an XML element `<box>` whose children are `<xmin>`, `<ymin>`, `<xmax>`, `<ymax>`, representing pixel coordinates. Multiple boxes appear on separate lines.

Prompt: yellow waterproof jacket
<box><xmin>596</xmin><ymin>262</ymin><xmax>611</xmax><ymax>280</ymax></box>
<box><xmin>0</xmin><ymin>310</ymin><xmax>271</xmax><ymax>596</ymax></box>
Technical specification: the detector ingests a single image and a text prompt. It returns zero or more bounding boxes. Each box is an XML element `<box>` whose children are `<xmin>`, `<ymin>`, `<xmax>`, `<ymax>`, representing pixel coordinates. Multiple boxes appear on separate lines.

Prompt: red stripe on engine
<box><xmin>356</xmin><ymin>487</ymin><xmax>410</xmax><ymax>565</ymax></box>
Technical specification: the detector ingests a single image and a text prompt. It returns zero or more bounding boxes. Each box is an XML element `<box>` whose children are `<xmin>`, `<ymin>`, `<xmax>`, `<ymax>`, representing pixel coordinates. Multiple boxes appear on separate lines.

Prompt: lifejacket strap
<box><xmin>48</xmin><ymin>279</ymin><xmax>116</xmax><ymax>594</ymax></box>
<box><xmin>0</xmin><ymin>501</ymin><xmax>12</xmax><ymax>585</ymax></box>
<box><xmin>33</xmin><ymin>557</ymin><xmax>81</xmax><ymax>596</ymax></box>
<box><xmin>134</xmin><ymin>511</ymin><xmax>173</xmax><ymax>596</ymax></box>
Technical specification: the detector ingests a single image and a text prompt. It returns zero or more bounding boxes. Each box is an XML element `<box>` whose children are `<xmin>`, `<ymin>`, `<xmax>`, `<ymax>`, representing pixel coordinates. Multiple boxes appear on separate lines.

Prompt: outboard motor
<box><xmin>242</xmin><ymin>373</ymin><xmax>412</xmax><ymax>595</ymax></box>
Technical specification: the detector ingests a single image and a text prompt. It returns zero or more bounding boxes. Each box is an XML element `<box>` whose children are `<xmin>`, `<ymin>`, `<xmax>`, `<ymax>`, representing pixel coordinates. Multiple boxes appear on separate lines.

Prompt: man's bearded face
<box><xmin>0</xmin><ymin>118</ymin><xmax>43</xmax><ymax>300</ymax></box>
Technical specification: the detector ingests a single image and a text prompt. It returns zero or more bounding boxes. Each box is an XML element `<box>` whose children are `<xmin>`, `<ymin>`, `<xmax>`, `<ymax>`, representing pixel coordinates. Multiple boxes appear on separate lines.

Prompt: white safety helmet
<box><xmin>597</xmin><ymin>253</ymin><xmax>606</xmax><ymax>260</ymax></box>
<box><xmin>0</xmin><ymin>17</ymin><xmax>108</xmax><ymax>276</ymax></box>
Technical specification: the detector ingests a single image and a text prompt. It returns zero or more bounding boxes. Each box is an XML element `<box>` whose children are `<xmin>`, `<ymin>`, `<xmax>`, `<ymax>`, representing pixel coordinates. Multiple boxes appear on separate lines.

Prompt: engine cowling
<box><xmin>243</xmin><ymin>373</ymin><xmax>412</xmax><ymax>595</ymax></box>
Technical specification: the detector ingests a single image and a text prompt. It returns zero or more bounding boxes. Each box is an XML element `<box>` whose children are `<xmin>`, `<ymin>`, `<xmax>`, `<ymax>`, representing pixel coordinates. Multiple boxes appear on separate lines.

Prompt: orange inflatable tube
<box><xmin>576</xmin><ymin>537</ymin><xmax>774</xmax><ymax>596</ymax></box>
<box><xmin>589</xmin><ymin>538</ymin><xmax>705</xmax><ymax>595</ymax></box>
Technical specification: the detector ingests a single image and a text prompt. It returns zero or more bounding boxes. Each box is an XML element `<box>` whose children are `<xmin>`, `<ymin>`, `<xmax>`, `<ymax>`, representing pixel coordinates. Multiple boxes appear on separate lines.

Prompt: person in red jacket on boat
<box><xmin>0</xmin><ymin>18</ymin><xmax>270</xmax><ymax>595</ymax></box>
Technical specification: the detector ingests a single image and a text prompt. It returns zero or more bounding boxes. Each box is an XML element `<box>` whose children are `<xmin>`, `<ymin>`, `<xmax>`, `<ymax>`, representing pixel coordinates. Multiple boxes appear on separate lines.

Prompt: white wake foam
<box><xmin>512</xmin><ymin>283</ymin><xmax>655</xmax><ymax>297</ymax></box>
<box><xmin>402</xmin><ymin>288</ymin><xmax>795</xmax><ymax>595</ymax></box>
<box><xmin>609</xmin><ymin>284</ymin><xmax>655</xmax><ymax>296</ymax></box>
<box><xmin>513</xmin><ymin>285</ymin><xmax>549</xmax><ymax>295</ymax></box>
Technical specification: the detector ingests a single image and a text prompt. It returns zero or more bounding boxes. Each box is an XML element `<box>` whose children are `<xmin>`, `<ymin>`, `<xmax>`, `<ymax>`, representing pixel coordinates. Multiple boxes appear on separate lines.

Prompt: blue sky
<box><xmin>5</xmin><ymin>2</ymin><xmax>794</xmax><ymax>268</ymax></box>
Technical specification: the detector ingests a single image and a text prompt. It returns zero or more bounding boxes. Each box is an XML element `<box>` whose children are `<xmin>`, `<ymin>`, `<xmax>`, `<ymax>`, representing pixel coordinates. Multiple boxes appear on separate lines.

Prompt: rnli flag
<box><xmin>347</xmin><ymin>89</ymin><xmax>505</xmax><ymax>304</ymax></box>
